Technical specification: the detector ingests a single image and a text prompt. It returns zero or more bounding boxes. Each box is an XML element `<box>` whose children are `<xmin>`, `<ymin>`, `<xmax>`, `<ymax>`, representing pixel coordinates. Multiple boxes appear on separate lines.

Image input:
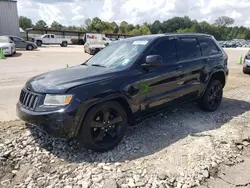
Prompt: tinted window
<box><xmin>177</xmin><ymin>37</ymin><xmax>201</xmax><ymax>61</ymax></box>
<box><xmin>12</xmin><ymin>37</ymin><xmax>23</xmax><ymax>42</ymax></box>
<box><xmin>199</xmin><ymin>38</ymin><xmax>220</xmax><ymax>56</ymax></box>
<box><xmin>149</xmin><ymin>39</ymin><xmax>177</xmax><ymax>64</ymax></box>
<box><xmin>51</xmin><ymin>35</ymin><xmax>54</xmax><ymax>38</ymax></box>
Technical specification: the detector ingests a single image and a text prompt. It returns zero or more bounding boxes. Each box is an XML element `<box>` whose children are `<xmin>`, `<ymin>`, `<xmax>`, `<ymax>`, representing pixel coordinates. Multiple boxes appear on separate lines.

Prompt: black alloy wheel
<box><xmin>77</xmin><ymin>101</ymin><xmax>128</xmax><ymax>152</ymax></box>
<box><xmin>90</xmin><ymin>108</ymin><xmax>122</xmax><ymax>145</ymax></box>
<box><xmin>207</xmin><ymin>83</ymin><xmax>222</xmax><ymax>110</ymax></box>
<box><xmin>199</xmin><ymin>80</ymin><xmax>223</xmax><ymax>112</ymax></box>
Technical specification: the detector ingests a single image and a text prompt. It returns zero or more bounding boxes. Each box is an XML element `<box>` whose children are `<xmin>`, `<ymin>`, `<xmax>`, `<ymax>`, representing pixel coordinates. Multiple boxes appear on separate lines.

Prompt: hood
<box><xmin>0</xmin><ymin>43</ymin><xmax>10</xmax><ymax>47</ymax></box>
<box><xmin>26</xmin><ymin>65</ymin><xmax>118</xmax><ymax>93</ymax></box>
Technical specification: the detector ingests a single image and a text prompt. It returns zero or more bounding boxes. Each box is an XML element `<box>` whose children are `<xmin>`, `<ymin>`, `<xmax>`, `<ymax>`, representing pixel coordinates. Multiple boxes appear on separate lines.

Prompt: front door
<box><xmin>10</xmin><ymin>37</ymin><xmax>26</xmax><ymax>48</ymax></box>
<box><xmin>139</xmin><ymin>37</ymin><xmax>184</xmax><ymax>114</ymax></box>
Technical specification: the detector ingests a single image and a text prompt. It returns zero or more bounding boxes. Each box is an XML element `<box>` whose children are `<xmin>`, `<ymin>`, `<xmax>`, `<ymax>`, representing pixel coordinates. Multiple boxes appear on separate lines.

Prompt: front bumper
<box><xmin>2</xmin><ymin>48</ymin><xmax>11</xmax><ymax>55</ymax></box>
<box><xmin>243</xmin><ymin>59</ymin><xmax>250</xmax><ymax>72</ymax></box>
<box><xmin>16</xmin><ymin>103</ymin><xmax>78</xmax><ymax>139</ymax></box>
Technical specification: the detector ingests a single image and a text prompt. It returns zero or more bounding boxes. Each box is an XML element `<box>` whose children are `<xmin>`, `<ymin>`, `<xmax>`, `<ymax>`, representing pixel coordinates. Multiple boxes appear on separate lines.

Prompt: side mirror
<box><xmin>141</xmin><ymin>55</ymin><xmax>162</xmax><ymax>68</ymax></box>
<box><xmin>9</xmin><ymin>40</ymin><xmax>14</xmax><ymax>43</ymax></box>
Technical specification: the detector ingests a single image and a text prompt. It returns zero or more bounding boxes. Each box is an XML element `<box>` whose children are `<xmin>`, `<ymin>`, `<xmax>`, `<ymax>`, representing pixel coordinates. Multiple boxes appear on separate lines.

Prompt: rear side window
<box><xmin>149</xmin><ymin>39</ymin><xmax>177</xmax><ymax>64</ymax></box>
<box><xmin>177</xmin><ymin>37</ymin><xmax>201</xmax><ymax>61</ymax></box>
<box><xmin>199</xmin><ymin>37</ymin><xmax>220</xmax><ymax>56</ymax></box>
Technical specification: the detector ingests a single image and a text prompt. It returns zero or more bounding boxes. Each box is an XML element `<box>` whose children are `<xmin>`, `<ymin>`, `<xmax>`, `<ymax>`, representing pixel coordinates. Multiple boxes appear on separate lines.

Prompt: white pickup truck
<box><xmin>32</xmin><ymin>34</ymin><xmax>70</xmax><ymax>47</ymax></box>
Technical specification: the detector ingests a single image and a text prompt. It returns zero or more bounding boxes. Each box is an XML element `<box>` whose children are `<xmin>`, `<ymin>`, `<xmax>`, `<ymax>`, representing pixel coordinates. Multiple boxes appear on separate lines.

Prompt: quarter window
<box><xmin>177</xmin><ymin>37</ymin><xmax>201</xmax><ymax>61</ymax></box>
<box><xmin>199</xmin><ymin>38</ymin><xmax>220</xmax><ymax>56</ymax></box>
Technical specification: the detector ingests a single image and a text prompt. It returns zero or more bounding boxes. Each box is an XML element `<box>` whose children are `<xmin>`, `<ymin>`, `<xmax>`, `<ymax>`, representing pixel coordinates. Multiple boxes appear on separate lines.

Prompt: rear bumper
<box><xmin>16</xmin><ymin>103</ymin><xmax>78</xmax><ymax>139</ymax></box>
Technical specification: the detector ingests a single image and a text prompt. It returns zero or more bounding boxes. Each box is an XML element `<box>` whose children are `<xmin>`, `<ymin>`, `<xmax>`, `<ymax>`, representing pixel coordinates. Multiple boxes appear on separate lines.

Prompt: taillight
<box><xmin>225</xmin><ymin>53</ymin><xmax>228</xmax><ymax>61</ymax></box>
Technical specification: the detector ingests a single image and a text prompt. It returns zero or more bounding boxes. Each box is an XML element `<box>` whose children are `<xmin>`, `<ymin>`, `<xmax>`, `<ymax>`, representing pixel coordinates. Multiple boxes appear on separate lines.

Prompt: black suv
<box><xmin>17</xmin><ymin>33</ymin><xmax>229</xmax><ymax>152</ymax></box>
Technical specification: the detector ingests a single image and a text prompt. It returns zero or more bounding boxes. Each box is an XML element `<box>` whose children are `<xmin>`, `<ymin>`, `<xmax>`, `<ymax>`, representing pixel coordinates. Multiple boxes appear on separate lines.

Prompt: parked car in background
<box><xmin>243</xmin><ymin>51</ymin><xmax>250</xmax><ymax>74</ymax></box>
<box><xmin>0</xmin><ymin>36</ymin><xmax>16</xmax><ymax>56</ymax></box>
<box><xmin>32</xmin><ymin>34</ymin><xmax>70</xmax><ymax>47</ymax></box>
<box><xmin>84</xmin><ymin>33</ymin><xmax>111</xmax><ymax>55</ymax></box>
<box><xmin>17</xmin><ymin>33</ymin><xmax>228</xmax><ymax>152</ymax></box>
<box><xmin>9</xmin><ymin>36</ymin><xmax>37</xmax><ymax>51</ymax></box>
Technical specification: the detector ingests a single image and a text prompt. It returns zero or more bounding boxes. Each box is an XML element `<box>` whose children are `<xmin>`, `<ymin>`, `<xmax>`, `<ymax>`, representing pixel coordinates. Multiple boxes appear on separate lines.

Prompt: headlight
<box><xmin>1</xmin><ymin>47</ymin><xmax>8</xmax><ymax>50</ymax></box>
<box><xmin>44</xmin><ymin>94</ymin><xmax>73</xmax><ymax>106</ymax></box>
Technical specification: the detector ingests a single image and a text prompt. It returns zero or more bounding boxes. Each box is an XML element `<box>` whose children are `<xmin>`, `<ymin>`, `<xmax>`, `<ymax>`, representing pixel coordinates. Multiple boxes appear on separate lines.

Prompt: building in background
<box><xmin>0</xmin><ymin>0</ymin><xmax>19</xmax><ymax>36</ymax></box>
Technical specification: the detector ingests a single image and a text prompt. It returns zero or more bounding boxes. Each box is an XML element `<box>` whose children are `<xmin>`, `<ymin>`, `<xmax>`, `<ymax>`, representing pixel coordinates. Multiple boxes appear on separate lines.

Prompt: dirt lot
<box><xmin>0</xmin><ymin>47</ymin><xmax>250</xmax><ymax>188</ymax></box>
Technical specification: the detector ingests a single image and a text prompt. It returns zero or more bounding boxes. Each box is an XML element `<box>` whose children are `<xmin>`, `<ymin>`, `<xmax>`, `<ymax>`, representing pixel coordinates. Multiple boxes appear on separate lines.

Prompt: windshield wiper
<box><xmin>91</xmin><ymin>64</ymin><xmax>106</xmax><ymax>68</ymax></box>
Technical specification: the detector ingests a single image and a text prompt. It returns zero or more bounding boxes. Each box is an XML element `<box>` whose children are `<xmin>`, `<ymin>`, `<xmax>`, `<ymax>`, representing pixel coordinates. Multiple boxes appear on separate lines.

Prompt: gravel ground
<box><xmin>0</xmin><ymin>48</ymin><xmax>250</xmax><ymax>188</ymax></box>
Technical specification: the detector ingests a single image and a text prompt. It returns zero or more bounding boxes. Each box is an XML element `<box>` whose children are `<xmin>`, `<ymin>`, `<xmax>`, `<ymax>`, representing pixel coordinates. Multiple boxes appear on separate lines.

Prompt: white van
<box><xmin>84</xmin><ymin>33</ymin><xmax>111</xmax><ymax>55</ymax></box>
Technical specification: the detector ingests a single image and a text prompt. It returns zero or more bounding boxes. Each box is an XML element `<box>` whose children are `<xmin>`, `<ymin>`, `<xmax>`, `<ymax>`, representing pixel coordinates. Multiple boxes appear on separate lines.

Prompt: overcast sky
<box><xmin>17</xmin><ymin>0</ymin><xmax>250</xmax><ymax>27</ymax></box>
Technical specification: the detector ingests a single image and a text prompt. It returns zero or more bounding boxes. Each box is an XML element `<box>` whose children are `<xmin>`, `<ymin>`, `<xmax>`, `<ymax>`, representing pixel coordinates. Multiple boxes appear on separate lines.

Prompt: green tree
<box><xmin>119</xmin><ymin>21</ymin><xmax>129</xmax><ymax>33</ymax></box>
<box><xmin>89</xmin><ymin>17</ymin><xmax>102</xmax><ymax>32</ymax></box>
<box><xmin>19</xmin><ymin>16</ymin><xmax>33</xmax><ymax>30</ymax></box>
<box><xmin>84</xmin><ymin>18</ymin><xmax>92</xmax><ymax>31</ymax></box>
<box><xmin>150</xmin><ymin>20</ymin><xmax>162</xmax><ymax>34</ymax></box>
<box><xmin>50</xmin><ymin>21</ymin><xmax>63</xmax><ymax>30</ymax></box>
<box><xmin>214</xmin><ymin>16</ymin><xmax>235</xmax><ymax>27</ymax></box>
<box><xmin>35</xmin><ymin>20</ymin><xmax>48</xmax><ymax>29</ymax></box>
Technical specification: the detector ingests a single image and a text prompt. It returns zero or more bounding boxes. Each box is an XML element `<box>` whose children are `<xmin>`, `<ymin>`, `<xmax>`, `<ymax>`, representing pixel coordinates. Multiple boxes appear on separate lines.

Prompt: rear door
<box><xmin>175</xmin><ymin>37</ymin><xmax>204</xmax><ymax>101</ymax></box>
<box><xmin>50</xmin><ymin>35</ymin><xmax>56</xmax><ymax>44</ymax></box>
<box><xmin>139</xmin><ymin>37</ymin><xmax>184</xmax><ymax>113</ymax></box>
<box><xmin>197</xmin><ymin>37</ymin><xmax>224</xmax><ymax>87</ymax></box>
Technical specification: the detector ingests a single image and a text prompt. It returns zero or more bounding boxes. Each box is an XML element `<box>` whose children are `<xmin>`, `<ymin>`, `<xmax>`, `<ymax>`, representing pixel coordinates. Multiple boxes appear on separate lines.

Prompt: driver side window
<box><xmin>149</xmin><ymin>39</ymin><xmax>177</xmax><ymax>64</ymax></box>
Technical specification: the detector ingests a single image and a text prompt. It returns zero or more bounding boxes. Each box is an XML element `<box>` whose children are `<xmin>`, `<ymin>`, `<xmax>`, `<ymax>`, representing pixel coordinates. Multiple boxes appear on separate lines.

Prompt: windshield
<box><xmin>0</xmin><ymin>36</ymin><xmax>9</xmax><ymax>43</ymax></box>
<box><xmin>86</xmin><ymin>39</ymin><xmax>150</xmax><ymax>68</ymax></box>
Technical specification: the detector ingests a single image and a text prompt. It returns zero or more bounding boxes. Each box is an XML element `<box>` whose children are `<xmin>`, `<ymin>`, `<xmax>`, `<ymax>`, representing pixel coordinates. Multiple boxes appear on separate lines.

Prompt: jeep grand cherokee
<box><xmin>17</xmin><ymin>33</ymin><xmax>229</xmax><ymax>152</ymax></box>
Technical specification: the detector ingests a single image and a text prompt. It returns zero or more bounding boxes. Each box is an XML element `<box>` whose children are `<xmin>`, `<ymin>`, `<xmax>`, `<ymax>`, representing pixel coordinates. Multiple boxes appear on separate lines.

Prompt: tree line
<box><xmin>19</xmin><ymin>16</ymin><xmax>250</xmax><ymax>40</ymax></box>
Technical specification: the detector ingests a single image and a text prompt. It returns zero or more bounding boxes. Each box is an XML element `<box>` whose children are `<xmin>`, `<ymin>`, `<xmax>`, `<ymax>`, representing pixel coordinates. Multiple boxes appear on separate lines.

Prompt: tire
<box><xmin>61</xmin><ymin>42</ymin><xmax>67</xmax><ymax>47</ymax></box>
<box><xmin>77</xmin><ymin>101</ymin><xmax>128</xmax><ymax>152</ymax></box>
<box><xmin>198</xmin><ymin>80</ymin><xmax>223</xmax><ymax>112</ymax></box>
<box><xmin>27</xmin><ymin>45</ymin><xmax>34</xmax><ymax>51</ymax></box>
<box><xmin>243</xmin><ymin>69</ymin><xmax>249</xmax><ymax>74</ymax></box>
<box><xmin>36</xmin><ymin>41</ymin><xmax>42</xmax><ymax>47</ymax></box>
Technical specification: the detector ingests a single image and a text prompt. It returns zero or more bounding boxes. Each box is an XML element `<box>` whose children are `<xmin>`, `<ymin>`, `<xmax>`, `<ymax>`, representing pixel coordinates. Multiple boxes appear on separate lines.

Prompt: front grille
<box><xmin>19</xmin><ymin>90</ymin><xmax>39</xmax><ymax>110</ymax></box>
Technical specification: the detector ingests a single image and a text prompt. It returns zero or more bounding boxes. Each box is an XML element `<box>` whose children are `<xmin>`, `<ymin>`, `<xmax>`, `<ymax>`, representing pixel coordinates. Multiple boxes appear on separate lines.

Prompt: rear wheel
<box><xmin>62</xmin><ymin>42</ymin><xmax>67</xmax><ymax>47</ymax></box>
<box><xmin>198</xmin><ymin>80</ymin><xmax>223</xmax><ymax>112</ymax></box>
<box><xmin>77</xmin><ymin>101</ymin><xmax>128</xmax><ymax>152</ymax></box>
<box><xmin>27</xmin><ymin>45</ymin><xmax>34</xmax><ymax>51</ymax></box>
<box><xmin>36</xmin><ymin>41</ymin><xmax>42</xmax><ymax>47</ymax></box>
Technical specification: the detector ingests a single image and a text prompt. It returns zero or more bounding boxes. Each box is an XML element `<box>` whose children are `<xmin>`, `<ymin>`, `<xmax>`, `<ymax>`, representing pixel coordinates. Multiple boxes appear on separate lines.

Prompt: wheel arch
<box><xmin>200</xmin><ymin>70</ymin><xmax>226</xmax><ymax>97</ymax></box>
<box><xmin>210</xmin><ymin>71</ymin><xmax>226</xmax><ymax>87</ymax></box>
<box><xmin>73</xmin><ymin>94</ymin><xmax>135</xmax><ymax>137</ymax></box>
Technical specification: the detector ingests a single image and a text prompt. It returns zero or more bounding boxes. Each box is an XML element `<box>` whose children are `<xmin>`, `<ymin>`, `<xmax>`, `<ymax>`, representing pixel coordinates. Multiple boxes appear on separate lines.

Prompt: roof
<box><xmin>126</xmin><ymin>33</ymin><xmax>213</xmax><ymax>42</ymax></box>
<box><xmin>0</xmin><ymin>0</ymin><xmax>17</xmax><ymax>2</ymax></box>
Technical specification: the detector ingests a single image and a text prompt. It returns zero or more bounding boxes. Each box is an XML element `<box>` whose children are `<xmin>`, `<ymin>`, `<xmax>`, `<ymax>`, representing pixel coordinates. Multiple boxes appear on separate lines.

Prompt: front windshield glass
<box><xmin>86</xmin><ymin>38</ymin><xmax>150</xmax><ymax>68</ymax></box>
<box><xmin>0</xmin><ymin>36</ymin><xmax>9</xmax><ymax>43</ymax></box>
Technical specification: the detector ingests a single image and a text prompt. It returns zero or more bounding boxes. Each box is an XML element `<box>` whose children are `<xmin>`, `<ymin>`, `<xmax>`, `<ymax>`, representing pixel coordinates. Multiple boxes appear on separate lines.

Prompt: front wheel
<box><xmin>27</xmin><ymin>45</ymin><xmax>34</xmax><ymax>51</ymax></box>
<box><xmin>198</xmin><ymin>80</ymin><xmax>223</xmax><ymax>112</ymax></box>
<box><xmin>243</xmin><ymin>69</ymin><xmax>249</xmax><ymax>74</ymax></box>
<box><xmin>77</xmin><ymin>101</ymin><xmax>128</xmax><ymax>152</ymax></box>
